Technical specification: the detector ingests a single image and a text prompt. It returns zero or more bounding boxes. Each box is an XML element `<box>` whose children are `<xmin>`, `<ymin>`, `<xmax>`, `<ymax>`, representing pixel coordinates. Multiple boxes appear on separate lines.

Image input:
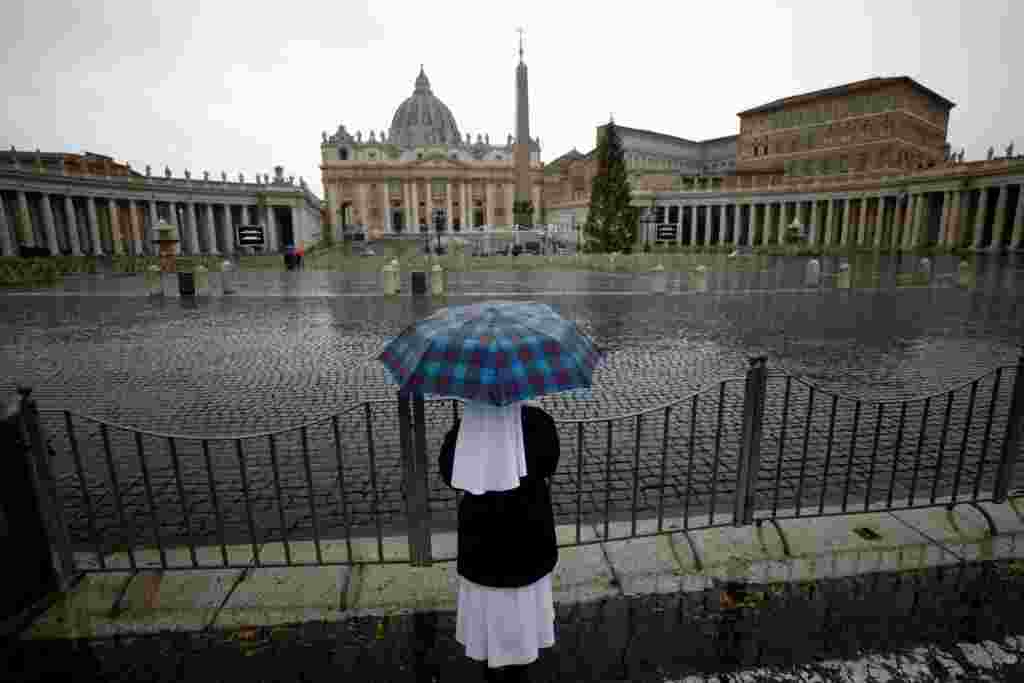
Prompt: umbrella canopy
<box><xmin>377</xmin><ymin>301</ymin><xmax>603</xmax><ymax>406</ymax></box>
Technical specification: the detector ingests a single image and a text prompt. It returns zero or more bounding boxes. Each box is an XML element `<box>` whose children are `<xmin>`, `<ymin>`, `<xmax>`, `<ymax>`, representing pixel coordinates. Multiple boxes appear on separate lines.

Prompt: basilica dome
<box><xmin>388</xmin><ymin>67</ymin><xmax>462</xmax><ymax>148</ymax></box>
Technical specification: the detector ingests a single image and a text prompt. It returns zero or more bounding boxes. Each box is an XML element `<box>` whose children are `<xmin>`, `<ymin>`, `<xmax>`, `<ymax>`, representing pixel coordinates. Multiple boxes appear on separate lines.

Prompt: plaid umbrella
<box><xmin>377</xmin><ymin>301</ymin><xmax>604</xmax><ymax>406</ymax></box>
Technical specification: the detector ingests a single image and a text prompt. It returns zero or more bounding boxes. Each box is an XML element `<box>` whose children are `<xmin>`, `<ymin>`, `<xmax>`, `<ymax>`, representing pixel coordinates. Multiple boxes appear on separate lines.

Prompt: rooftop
<box><xmin>737</xmin><ymin>75</ymin><xmax>956</xmax><ymax>116</ymax></box>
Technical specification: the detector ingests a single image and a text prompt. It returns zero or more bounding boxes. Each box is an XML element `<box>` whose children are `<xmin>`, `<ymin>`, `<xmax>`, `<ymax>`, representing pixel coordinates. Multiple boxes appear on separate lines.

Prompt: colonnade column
<box><xmin>990</xmin><ymin>185</ymin><xmax>1009</xmax><ymax>252</ymax></box>
<box><xmin>759</xmin><ymin>203</ymin><xmax>770</xmax><ymax>246</ymax></box>
<box><xmin>857</xmin><ymin>196</ymin><xmax>869</xmax><ymax>246</ymax></box>
<box><xmin>746</xmin><ymin>203</ymin><xmax>756</xmax><ymax>247</ymax></box>
<box><xmin>0</xmin><ymin>194</ymin><xmax>13</xmax><ymax>256</ymax></box>
<box><xmin>1011</xmin><ymin>187</ymin><xmax>1024</xmax><ymax>250</ymax></box>
<box><xmin>446</xmin><ymin>181</ymin><xmax>454</xmax><ymax>231</ymax></box>
<box><xmin>704</xmin><ymin>204</ymin><xmax>713</xmax><ymax>245</ymax></box>
<box><xmin>383</xmin><ymin>184</ymin><xmax>392</xmax><ymax>234</ymax></box>
<box><xmin>108</xmin><ymin>198</ymin><xmax>124</xmax><ymax>256</ymax></box>
<box><xmin>677</xmin><ymin>204</ymin><xmax>684</xmax><ymax>246</ymax></box>
<box><xmin>823</xmin><ymin>199</ymin><xmax>835</xmax><ymax>246</ymax></box>
<box><xmin>222</xmin><ymin>205</ymin><xmax>235</xmax><ymax>255</ymax></box>
<box><xmin>146</xmin><ymin>201</ymin><xmax>158</xmax><ymax>255</ymax></box>
<box><xmin>713</xmin><ymin>205</ymin><xmax>724</xmax><ymax>244</ymax></box>
<box><xmin>532</xmin><ymin>185</ymin><xmax>542</xmax><ymax>226</ymax></box>
<box><xmin>900</xmin><ymin>195</ymin><xmax>915</xmax><ymax>250</ymax></box>
<box><xmin>938</xmin><ymin>191</ymin><xmax>951</xmax><ymax>246</ymax></box>
<box><xmin>949</xmin><ymin>190</ymin><xmax>963</xmax><ymax>247</ymax></box>
<box><xmin>127</xmin><ymin>200</ymin><xmax>141</xmax><ymax>256</ymax></box>
<box><xmin>16</xmin><ymin>191</ymin><xmax>35</xmax><ymax>247</ymax></box>
<box><xmin>486</xmin><ymin>183</ymin><xmax>496</xmax><ymax>227</ymax></box>
<box><xmin>265</xmin><ymin>204</ymin><xmax>277</xmax><ymax>252</ymax></box>
<box><xmin>873</xmin><ymin>197</ymin><xmax>886</xmax><ymax>250</ymax></box>
<box><xmin>776</xmin><ymin>201</ymin><xmax>786</xmax><ymax>245</ymax></box>
<box><xmin>839</xmin><ymin>197</ymin><xmax>851</xmax><ymax>247</ymax></box>
<box><xmin>204</xmin><ymin>203</ymin><xmax>219</xmax><ymax>254</ymax></box>
<box><xmin>40</xmin><ymin>193</ymin><xmax>59</xmax><ymax>254</ymax></box>
<box><xmin>461</xmin><ymin>181</ymin><xmax>469</xmax><ymax>229</ymax></box>
<box><xmin>505</xmin><ymin>184</ymin><xmax>515</xmax><ymax>228</ymax></box>
<box><xmin>972</xmin><ymin>188</ymin><xmax>989</xmax><ymax>250</ymax></box>
<box><xmin>62</xmin><ymin>195</ymin><xmax>82</xmax><ymax>256</ymax></box>
<box><xmin>808</xmin><ymin>200</ymin><xmax>819</xmax><ymax>246</ymax></box>
<box><xmin>411</xmin><ymin>180</ymin><xmax>420</xmax><ymax>229</ymax></box>
<box><xmin>86</xmin><ymin>197</ymin><xmax>102</xmax><ymax>255</ymax></box>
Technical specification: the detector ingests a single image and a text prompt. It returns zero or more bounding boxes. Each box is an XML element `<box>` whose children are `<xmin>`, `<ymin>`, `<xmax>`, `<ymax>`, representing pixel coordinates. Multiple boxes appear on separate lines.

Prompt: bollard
<box><xmin>918</xmin><ymin>257</ymin><xmax>932</xmax><ymax>285</ymax></box>
<box><xmin>221</xmin><ymin>260</ymin><xmax>236</xmax><ymax>294</ymax></box>
<box><xmin>431</xmin><ymin>264</ymin><xmax>445</xmax><ymax>296</ymax></box>
<box><xmin>391</xmin><ymin>258</ymin><xmax>401</xmax><ymax>292</ymax></box>
<box><xmin>194</xmin><ymin>265</ymin><xmax>210</xmax><ymax>296</ymax></box>
<box><xmin>957</xmin><ymin>259</ymin><xmax>975</xmax><ymax>289</ymax></box>
<box><xmin>836</xmin><ymin>259</ymin><xmax>851</xmax><ymax>289</ymax></box>
<box><xmin>651</xmin><ymin>263</ymin><xmax>667</xmax><ymax>294</ymax></box>
<box><xmin>145</xmin><ymin>264</ymin><xmax>162</xmax><ymax>296</ymax></box>
<box><xmin>381</xmin><ymin>260</ymin><xmax>399</xmax><ymax>295</ymax></box>
<box><xmin>805</xmin><ymin>258</ymin><xmax>821</xmax><ymax>287</ymax></box>
<box><xmin>691</xmin><ymin>265</ymin><xmax>708</xmax><ymax>292</ymax></box>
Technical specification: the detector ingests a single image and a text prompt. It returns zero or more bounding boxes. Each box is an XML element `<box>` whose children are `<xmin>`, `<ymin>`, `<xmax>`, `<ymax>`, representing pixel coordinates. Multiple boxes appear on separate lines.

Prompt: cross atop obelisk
<box><xmin>516</xmin><ymin>27</ymin><xmax>525</xmax><ymax>62</ymax></box>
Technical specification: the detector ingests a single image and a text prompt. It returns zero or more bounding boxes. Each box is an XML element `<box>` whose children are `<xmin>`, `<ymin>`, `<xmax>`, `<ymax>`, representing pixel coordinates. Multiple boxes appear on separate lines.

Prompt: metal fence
<box><xmin>12</xmin><ymin>348</ymin><xmax>1024</xmax><ymax>576</ymax></box>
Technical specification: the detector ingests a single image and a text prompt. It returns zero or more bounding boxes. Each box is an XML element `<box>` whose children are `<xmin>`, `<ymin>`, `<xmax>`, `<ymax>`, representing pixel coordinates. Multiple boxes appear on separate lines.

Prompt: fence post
<box><xmin>994</xmin><ymin>347</ymin><xmax>1024</xmax><ymax>503</ymax></box>
<box><xmin>0</xmin><ymin>387</ymin><xmax>77</xmax><ymax>638</ymax></box>
<box><xmin>399</xmin><ymin>392</ymin><xmax>433</xmax><ymax>566</ymax></box>
<box><xmin>734</xmin><ymin>357</ymin><xmax>768</xmax><ymax>526</ymax></box>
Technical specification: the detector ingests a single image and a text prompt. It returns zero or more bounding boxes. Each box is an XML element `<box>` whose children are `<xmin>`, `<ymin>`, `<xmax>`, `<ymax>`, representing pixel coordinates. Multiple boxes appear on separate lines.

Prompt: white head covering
<box><xmin>452</xmin><ymin>400</ymin><xmax>528</xmax><ymax>495</ymax></box>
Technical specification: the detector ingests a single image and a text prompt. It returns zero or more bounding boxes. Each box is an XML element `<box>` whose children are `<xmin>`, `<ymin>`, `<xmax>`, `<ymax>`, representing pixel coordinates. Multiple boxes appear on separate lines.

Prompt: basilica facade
<box><xmin>320</xmin><ymin>66</ymin><xmax>544</xmax><ymax>241</ymax></box>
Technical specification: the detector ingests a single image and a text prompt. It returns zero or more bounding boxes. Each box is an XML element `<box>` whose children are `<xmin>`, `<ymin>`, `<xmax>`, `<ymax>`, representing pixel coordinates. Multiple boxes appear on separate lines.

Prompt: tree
<box><xmin>584</xmin><ymin>121</ymin><xmax>637</xmax><ymax>253</ymax></box>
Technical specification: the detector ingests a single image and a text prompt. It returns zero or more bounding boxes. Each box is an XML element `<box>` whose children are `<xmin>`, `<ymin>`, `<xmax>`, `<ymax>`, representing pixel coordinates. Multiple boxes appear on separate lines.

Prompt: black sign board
<box><xmin>656</xmin><ymin>224</ymin><xmax>678</xmax><ymax>241</ymax></box>
<box><xmin>237</xmin><ymin>224</ymin><xmax>265</xmax><ymax>247</ymax></box>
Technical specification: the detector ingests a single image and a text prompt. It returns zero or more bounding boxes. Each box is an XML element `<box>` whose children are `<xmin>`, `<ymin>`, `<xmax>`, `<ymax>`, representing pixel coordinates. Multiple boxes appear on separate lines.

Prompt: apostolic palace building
<box><xmin>1</xmin><ymin>65</ymin><xmax>1022</xmax><ymax>256</ymax></box>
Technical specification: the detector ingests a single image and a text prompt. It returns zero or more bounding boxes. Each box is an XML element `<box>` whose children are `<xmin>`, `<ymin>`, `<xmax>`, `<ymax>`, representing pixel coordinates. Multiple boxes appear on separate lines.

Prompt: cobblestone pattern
<box><xmin>8</xmin><ymin>561</ymin><xmax>1024</xmax><ymax>681</ymax></box>
<box><xmin>1</xmin><ymin>286</ymin><xmax>1022</xmax><ymax>554</ymax></box>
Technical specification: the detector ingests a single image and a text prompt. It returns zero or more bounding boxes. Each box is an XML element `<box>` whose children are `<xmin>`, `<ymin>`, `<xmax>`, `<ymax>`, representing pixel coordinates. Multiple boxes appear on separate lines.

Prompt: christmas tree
<box><xmin>584</xmin><ymin>120</ymin><xmax>637</xmax><ymax>253</ymax></box>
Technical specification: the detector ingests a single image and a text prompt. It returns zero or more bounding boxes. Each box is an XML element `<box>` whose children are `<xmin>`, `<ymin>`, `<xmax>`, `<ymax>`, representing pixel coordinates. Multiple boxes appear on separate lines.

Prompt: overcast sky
<box><xmin>3</xmin><ymin>0</ymin><xmax>1020</xmax><ymax>199</ymax></box>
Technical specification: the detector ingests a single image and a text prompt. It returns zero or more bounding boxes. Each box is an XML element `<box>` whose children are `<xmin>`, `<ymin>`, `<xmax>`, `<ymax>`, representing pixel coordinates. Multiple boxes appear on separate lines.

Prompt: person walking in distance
<box><xmin>439</xmin><ymin>400</ymin><xmax>561</xmax><ymax>683</ymax></box>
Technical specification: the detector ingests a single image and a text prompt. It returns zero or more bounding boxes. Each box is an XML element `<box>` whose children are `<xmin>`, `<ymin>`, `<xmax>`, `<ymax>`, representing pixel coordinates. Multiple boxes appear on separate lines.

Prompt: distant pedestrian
<box><xmin>296</xmin><ymin>242</ymin><xmax>305</xmax><ymax>269</ymax></box>
<box><xmin>439</xmin><ymin>400</ymin><xmax>561</xmax><ymax>683</ymax></box>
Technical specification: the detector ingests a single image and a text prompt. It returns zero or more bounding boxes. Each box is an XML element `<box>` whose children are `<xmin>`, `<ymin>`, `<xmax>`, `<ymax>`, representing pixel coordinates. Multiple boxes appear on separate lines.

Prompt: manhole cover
<box><xmin>852</xmin><ymin>526</ymin><xmax>882</xmax><ymax>541</ymax></box>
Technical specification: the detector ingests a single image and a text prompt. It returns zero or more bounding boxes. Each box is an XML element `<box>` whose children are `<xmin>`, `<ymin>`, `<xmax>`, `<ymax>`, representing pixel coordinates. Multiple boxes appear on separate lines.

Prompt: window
<box><xmin>339</xmin><ymin>148</ymin><xmax>349</xmax><ymax>161</ymax></box>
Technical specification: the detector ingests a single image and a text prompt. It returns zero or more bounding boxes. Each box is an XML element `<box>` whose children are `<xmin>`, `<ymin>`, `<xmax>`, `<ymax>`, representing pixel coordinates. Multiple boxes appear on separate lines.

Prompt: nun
<box><xmin>439</xmin><ymin>399</ymin><xmax>561</xmax><ymax>683</ymax></box>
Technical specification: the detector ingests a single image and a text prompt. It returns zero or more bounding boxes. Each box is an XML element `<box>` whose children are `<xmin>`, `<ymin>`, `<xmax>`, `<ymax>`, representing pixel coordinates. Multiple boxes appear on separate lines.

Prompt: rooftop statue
<box><xmin>165</xmin><ymin>166</ymin><xmax>172</xmax><ymax>178</ymax></box>
<box><xmin>221</xmin><ymin>171</ymin><xmax>227</xmax><ymax>182</ymax></box>
<box><xmin>203</xmin><ymin>171</ymin><xmax>209</xmax><ymax>181</ymax></box>
<box><xmin>987</xmin><ymin>146</ymin><xmax>994</xmax><ymax>161</ymax></box>
<box><xmin>145</xmin><ymin>164</ymin><xmax>151</xmax><ymax>176</ymax></box>
<box><xmin>184</xmin><ymin>169</ymin><xmax>191</xmax><ymax>180</ymax></box>
<box><xmin>239</xmin><ymin>172</ymin><xmax>245</xmax><ymax>183</ymax></box>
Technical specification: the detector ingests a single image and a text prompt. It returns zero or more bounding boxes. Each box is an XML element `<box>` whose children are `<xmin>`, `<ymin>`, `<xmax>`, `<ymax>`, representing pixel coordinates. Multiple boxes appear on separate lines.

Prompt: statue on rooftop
<box><xmin>145</xmin><ymin>164</ymin><xmax>151</xmax><ymax>176</ymax></box>
<box><xmin>987</xmin><ymin>146</ymin><xmax>994</xmax><ymax>161</ymax></box>
<box><xmin>322</xmin><ymin>131</ymin><xmax>327</xmax><ymax>143</ymax></box>
<box><xmin>1006</xmin><ymin>142</ymin><xmax>1014</xmax><ymax>158</ymax></box>
<box><xmin>203</xmin><ymin>170</ymin><xmax>209</xmax><ymax>181</ymax></box>
<box><xmin>239</xmin><ymin>172</ymin><xmax>245</xmax><ymax>183</ymax></box>
<box><xmin>221</xmin><ymin>171</ymin><xmax>227</xmax><ymax>182</ymax></box>
<box><xmin>184</xmin><ymin>169</ymin><xmax>191</xmax><ymax>180</ymax></box>
<box><xmin>165</xmin><ymin>166</ymin><xmax>172</xmax><ymax>178</ymax></box>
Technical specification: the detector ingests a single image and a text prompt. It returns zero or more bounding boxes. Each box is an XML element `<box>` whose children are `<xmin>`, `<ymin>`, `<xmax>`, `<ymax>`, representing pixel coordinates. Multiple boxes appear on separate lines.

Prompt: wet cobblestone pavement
<box><xmin>2</xmin><ymin>259</ymin><xmax>1024</xmax><ymax>552</ymax></box>
<box><xmin>8</xmin><ymin>560</ymin><xmax>1024</xmax><ymax>681</ymax></box>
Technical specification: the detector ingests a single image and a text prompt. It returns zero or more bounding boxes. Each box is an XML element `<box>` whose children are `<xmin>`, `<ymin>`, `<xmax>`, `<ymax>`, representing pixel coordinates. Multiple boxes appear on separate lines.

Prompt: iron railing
<box><xmin>13</xmin><ymin>347</ymin><xmax>1024</xmax><ymax>575</ymax></box>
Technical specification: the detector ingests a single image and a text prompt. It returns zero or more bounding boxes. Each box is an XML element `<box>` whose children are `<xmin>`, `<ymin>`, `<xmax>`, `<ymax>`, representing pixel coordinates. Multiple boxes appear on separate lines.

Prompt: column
<box><xmin>203</xmin><ymin>203</ymin><xmax>219</xmax><ymax>254</ymax></box>
<box><xmin>972</xmin><ymin>188</ymin><xmax>988</xmax><ymax>250</ymax></box>
<box><xmin>461</xmin><ymin>181</ymin><xmax>470</xmax><ymax>229</ymax></box>
<box><xmin>61</xmin><ymin>195</ymin><xmax>82</xmax><ymax>256</ymax></box>
<box><xmin>411</xmin><ymin>180</ymin><xmax>420</xmax><ymax>229</ymax></box>
<box><xmin>713</xmin><ymin>205</ymin><xmax>724</xmax><ymax>244</ymax></box>
<box><xmin>357</xmin><ymin>182</ymin><xmax>370</xmax><ymax>235</ymax></box>
<box><xmin>913</xmin><ymin>192</ymin><xmax>927</xmax><ymax>248</ymax></box>
<box><xmin>705</xmin><ymin>203</ymin><xmax>713</xmax><ymax>245</ymax></box>
<box><xmin>873</xmin><ymin>196</ymin><xmax>886</xmax><ymax>250</ymax></box>
<box><xmin>402</xmin><ymin>181</ymin><xmax>411</xmax><ymax>231</ymax></box>
<box><xmin>948</xmin><ymin>190</ymin><xmax>963</xmax><ymax>247</ymax></box>
<box><xmin>677</xmin><ymin>204</ymin><xmax>684</xmax><ymax>246</ymax></box>
<box><xmin>777</xmin><ymin>201</ymin><xmax>786</xmax><ymax>245</ymax></box>
<box><xmin>759</xmin><ymin>202</ymin><xmax>770</xmax><ymax>245</ymax></box>
<box><xmin>181</xmin><ymin>201</ymin><xmax>196</xmax><ymax>254</ymax></box>
<box><xmin>107</xmin><ymin>198</ymin><xmax>124</xmax><ymax>256</ymax></box>
<box><xmin>265</xmin><ymin>204</ymin><xmax>278</xmax><ymax>251</ymax></box>
<box><xmin>1010</xmin><ymin>185</ymin><xmax>1024</xmax><ymax>250</ymax></box>
<box><xmin>147</xmin><ymin>201</ymin><xmax>158</xmax><ymax>255</ymax></box>
<box><xmin>222</xmin><ymin>204</ymin><xmax>235</xmax><ymax>255</ymax></box>
<box><xmin>990</xmin><ymin>185</ymin><xmax>1009</xmax><ymax>252</ymax></box>
<box><xmin>901</xmin><ymin>195</ymin><xmax>916</xmax><ymax>250</ymax></box>
<box><xmin>40</xmin><ymin>193</ymin><xmax>59</xmax><ymax>254</ymax></box>
<box><xmin>86</xmin><ymin>196</ymin><xmax>102</xmax><ymax>255</ymax></box>
<box><xmin>808</xmin><ymin>200</ymin><xmax>820</xmax><ymax>246</ymax></box>
<box><xmin>505</xmin><ymin>184</ymin><xmax>514</xmax><ymax>228</ymax></box>
<box><xmin>16</xmin><ymin>191</ymin><xmax>35</xmax><ymax>247</ymax></box>
<box><xmin>824</xmin><ymin>199</ymin><xmax>835</xmax><ymax>246</ymax></box>
<box><xmin>128</xmin><ymin>200</ymin><xmax>143</xmax><ymax>256</ymax></box>
<box><xmin>938</xmin><ymin>191</ymin><xmax>951</xmax><ymax>246</ymax></box>
<box><xmin>0</xmin><ymin>193</ymin><xmax>14</xmax><ymax>256</ymax></box>
<box><xmin>532</xmin><ymin>184</ymin><xmax>542</xmax><ymax>227</ymax></box>
<box><xmin>839</xmin><ymin>197</ymin><xmax>851</xmax><ymax>247</ymax></box>
<box><xmin>746</xmin><ymin>203</ymin><xmax>756</xmax><ymax>246</ymax></box>
<box><xmin>890</xmin><ymin>198</ymin><xmax>903</xmax><ymax>251</ymax></box>
<box><xmin>857</xmin><ymin>196</ymin><xmax>869</xmax><ymax>246</ymax></box>
<box><xmin>486</xmin><ymin>183</ymin><xmax>496</xmax><ymax>226</ymax></box>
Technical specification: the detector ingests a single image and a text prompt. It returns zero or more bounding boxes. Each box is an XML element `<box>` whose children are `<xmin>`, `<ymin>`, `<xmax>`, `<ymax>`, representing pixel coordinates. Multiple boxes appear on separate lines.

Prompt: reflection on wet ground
<box><xmin>9</xmin><ymin>561</ymin><xmax>1024</xmax><ymax>681</ymax></box>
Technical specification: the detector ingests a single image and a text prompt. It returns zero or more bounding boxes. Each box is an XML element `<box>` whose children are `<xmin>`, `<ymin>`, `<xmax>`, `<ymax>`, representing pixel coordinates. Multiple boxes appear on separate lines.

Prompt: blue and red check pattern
<box><xmin>377</xmin><ymin>301</ymin><xmax>604</xmax><ymax>406</ymax></box>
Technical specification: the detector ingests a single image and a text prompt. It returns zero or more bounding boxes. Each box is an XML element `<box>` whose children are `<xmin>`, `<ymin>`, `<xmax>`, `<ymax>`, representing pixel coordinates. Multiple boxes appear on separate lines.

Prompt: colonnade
<box><xmin>648</xmin><ymin>181</ymin><xmax>1024</xmax><ymax>251</ymax></box>
<box><xmin>334</xmin><ymin>178</ymin><xmax>544</xmax><ymax>235</ymax></box>
<box><xmin>0</xmin><ymin>189</ymin><xmax>291</xmax><ymax>257</ymax></box>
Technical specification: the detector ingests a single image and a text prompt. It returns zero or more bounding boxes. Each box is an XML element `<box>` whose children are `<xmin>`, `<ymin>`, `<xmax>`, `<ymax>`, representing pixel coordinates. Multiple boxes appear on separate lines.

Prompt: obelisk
<box><xmin>514</xmin><ymin>28</ymin><xmax>531</xmax><ymax>225</ymax></box>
